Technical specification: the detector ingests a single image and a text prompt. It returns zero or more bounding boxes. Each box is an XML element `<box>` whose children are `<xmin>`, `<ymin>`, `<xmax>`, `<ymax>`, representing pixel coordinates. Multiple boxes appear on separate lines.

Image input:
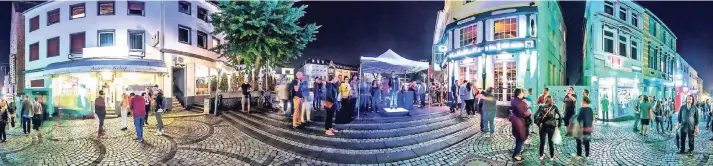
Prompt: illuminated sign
<box><xmin>447</xmin><ymin>40</ymin><xmax>535</xmax><ymax>59</ymax></box>
<box><xmin>457</xmin><ymin>17</ymin><xmax>475</xmax><ymax>25</ymax></box>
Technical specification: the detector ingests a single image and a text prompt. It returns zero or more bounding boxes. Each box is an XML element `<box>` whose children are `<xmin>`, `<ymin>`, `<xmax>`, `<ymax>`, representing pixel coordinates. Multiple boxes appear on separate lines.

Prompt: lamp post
<box><xmin>214</xmin><ymin>63</ymin><xmax>224</xmax><ymax>116</ymax></box>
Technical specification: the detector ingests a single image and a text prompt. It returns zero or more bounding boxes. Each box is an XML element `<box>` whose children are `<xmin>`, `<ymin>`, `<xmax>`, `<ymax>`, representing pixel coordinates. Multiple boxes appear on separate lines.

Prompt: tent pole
<box><xmin>357</xmin><ymin>65</ymin><xmax>361</xmax><ymax>120</ymax></box>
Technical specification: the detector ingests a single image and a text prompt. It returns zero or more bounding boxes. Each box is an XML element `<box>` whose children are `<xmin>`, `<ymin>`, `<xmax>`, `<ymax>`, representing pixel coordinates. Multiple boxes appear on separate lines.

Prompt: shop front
<box><xmin>40</xmin><ymin>59</ymin><xmax>167</xmax><ymax>118</ymax></box>
<box><xmin>587</xmin><ymin>54</ymin><xmax>643</xmax><ymax>119</ymax></box>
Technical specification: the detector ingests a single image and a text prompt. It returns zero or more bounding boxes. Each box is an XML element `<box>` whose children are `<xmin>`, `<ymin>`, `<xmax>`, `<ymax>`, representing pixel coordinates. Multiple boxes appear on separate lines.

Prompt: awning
<box><xmin>43</xmin><ymin>59</ymin><xmax>168</xmax><ymax>76</ymax></box>
<box><xmin>360</xmin><ymin>49</ymin><xmax>429</xmax><ymax>74</ymax></box>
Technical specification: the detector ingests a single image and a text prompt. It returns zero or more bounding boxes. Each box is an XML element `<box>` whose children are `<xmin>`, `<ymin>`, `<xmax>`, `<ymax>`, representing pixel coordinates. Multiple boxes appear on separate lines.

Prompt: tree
<box><xmin>210</xmin><ymin>76</ymin><xmax>218</xmax><ymax>92</ymax></box>
<box><xmin>231</xmin><ymin>73</ymin><xmax>240</xmax><ymax>91</ymax></box>
<box><xmin>219</xmin><ymin>73</ymin><xmax>229</xmax><ymax>91</ymax></box>
<box><xmin>211</xmin><ymin>1</ymin><xmax>320</xmax><ymax>76</ymax></box>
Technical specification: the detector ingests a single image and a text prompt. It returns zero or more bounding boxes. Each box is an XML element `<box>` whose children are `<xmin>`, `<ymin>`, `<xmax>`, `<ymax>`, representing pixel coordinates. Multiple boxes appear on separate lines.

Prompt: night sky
<box><xmin>0</xmin><ymin>1</ymin><xmax>711</xmax><ymax>91</ymax></box>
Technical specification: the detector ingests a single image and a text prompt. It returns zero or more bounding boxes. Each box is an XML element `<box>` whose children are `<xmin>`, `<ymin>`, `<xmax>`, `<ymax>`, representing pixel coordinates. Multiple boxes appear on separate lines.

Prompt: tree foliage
<box><xmin>210</xmin><ymin>76</ymin><xmax>218</xmax><ymax>92</ymax></box>
<box><xmin>231</xmin><ymin>73</ymin><xmax>240</xmax><ymax>91</ymax></box>
<box><xmin>211</xmin><ymin>1</ymin><xmax>320</xmax><ymax>72</ymax></box>
<box><xmin>219</xmin><ymin>73</ymin><xmax>229</xmax><ymax>91</ymax></box>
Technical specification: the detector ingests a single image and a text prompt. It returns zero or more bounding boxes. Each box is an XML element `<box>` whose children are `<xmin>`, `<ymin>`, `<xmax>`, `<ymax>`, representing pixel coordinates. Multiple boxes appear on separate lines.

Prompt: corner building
<box><xmin>432</xmin><ymin>1</ymin><xmax>567</xmax><ymax>106</ymax></box>
<box><xmin>22</xmin><ymin>1</ymin><xmax>231</xmax><ymax>116</ymax></box>
<box><xmin>582</xmin><ymin>0</ymin><xmax>686</xmax><ymax>118</ymax></box>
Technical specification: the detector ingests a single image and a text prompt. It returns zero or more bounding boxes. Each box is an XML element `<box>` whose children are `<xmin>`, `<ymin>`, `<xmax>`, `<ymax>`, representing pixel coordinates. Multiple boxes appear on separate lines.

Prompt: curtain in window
<box><xmin>99</xmin><ymin>33</ymin><xmax>114</xmax><ymax>46</ymax></box>
<box><xmin>129</xmin><ymin>33</ymin><xmax>143</xmax><ymax>50</ymax></box>
<box><xmin>128</xmin><ymin>2</ymin><xmax>144</xmax><ymax>10</ymax></box>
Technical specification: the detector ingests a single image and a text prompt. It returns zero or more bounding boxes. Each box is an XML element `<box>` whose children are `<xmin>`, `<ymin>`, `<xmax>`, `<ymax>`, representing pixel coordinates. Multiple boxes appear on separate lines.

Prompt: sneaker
<box><xmin>513</xmin><ymin>156</ymin><xmax>523</xmax><ymax>161</ymax></box>
<box><xmin>325</xmin><ymin>130</ymin><xmax>335</xmax><ymax>136</ymax></box>
<box><xmin>539</xmin><ymin>155</ymin><xmax>546</xmax><ymax>161</ymax></box>
<box><xmin>120</xmin><ymin>127</ymin><xmax>128</xmax><ymax>131</ymax></box>
<box><xmin>330</xmin><ymin>128</ymin><xmax>338</xmax><ymax>133</ymax></box>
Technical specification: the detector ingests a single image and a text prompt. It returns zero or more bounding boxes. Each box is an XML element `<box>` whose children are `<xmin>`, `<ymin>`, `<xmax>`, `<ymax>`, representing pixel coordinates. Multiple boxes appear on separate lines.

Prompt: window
<box><xmin>70</xmin><ymin>32</ymin><xmax>85</xmax><ymax>54</ymax></box>
<box><xmin>197</xmin><ymin>6</ymin><xmax>208</xmax><ymax>21</ymax></box>
<box><xmin>98</xmin><ymin>30</ymin><xmax>115</xmax><ymax>47</ymax></box>
<box><xmin>178</xmin><ymin>25</ymin><xmax>191</xmax><ymax>44</ymax></box>
<box><xmin>128</xmin><ymin>1</ymin><xmax>145</xmax><ymax>16</ymax></box>
<box><xmin>47</xmin><ymin>37</ymin><xmax>60</xmax><ymax>57</ymax></box>
<box><xmin>618</xmin><ymin>35</ymin><xmax>627</xmax><ymax>57</ymax></box>
<box><xmin>179</xmin><ymin>1</ymin><xmax>191</xmax><ymax>15</ymax></box>
<box><xmin>197</xmin><ymin>31</ymin><xmax>207</xmax><ymax>48</ymax></box>
<box><xmin>212</xmin><ymin>37</ymin><xmax>220</xmax><ymax>51</ymax></box>
<box><xmin>29</xmin><ymin>16</ymin><xmax>39</xmax><ymax>32</ymax></box>
<box><xmin>98</xmin><ymin>1</ymin><xmax>115</xmax><ymax>15</ymax></box>
<box><xmin>619</xmin><ymin>7</ymin><xmax>627</xmax><ymax>20</ymax></box>
<box><xmin>493</xmin><ymin>17</ymin><xmax>517</xmax><ymax>40</ymax></box>
<box><xmin>630</xmin><ymin>40</ymin><xmax>638</xmax><ymax>60</ymax></box>
<box><xmin>29</xmin><ymin>42</ymin><xmax>39</xmax><ymax>61</ymax></box>
<box><xmin>47</xmin><ymin>9</ymin><xmax>60</xmax><ymax>25</ymax></box>
<box><xmin>604</xmin><ymin>1</ymin><xmax>614</xmax><ymax>15</ymax></box>
<box><xmin>631</xmin><ymin>13</ymin><xmax>638</xmax><ymax>27</ymax></box>
<box><xmin>70</xmin><ymin>3</ymin><xmax>85</xmax><ymax>19</ymax></box>
<box><xmin>129</xmin><ymin>30</ymin><xmax>144</xmax><ymax>50</ymax></box>
<box><xmin>603</xmin><ymin>30</ymin><xmax>614</xmax><ymax>54</ymax></box>
<box><xmin>459</xmin><ymin>24</ymin><xmax>478</xmax><ymax>47</ymax></box>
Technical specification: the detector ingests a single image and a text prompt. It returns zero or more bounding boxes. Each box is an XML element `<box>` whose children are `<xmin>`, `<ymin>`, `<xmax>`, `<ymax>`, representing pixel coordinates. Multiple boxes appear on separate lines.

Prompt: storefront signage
<box><xmin>447</xmin><ymin>40</ymin><xmax>535</xmax><ymax>59</ymax></box>
<box><xmin>44</xmin><ymin>65</ymin><xmax>167</xmax><ymax>76</ymax></box>
<box><xmin>606</xmin><ymin>56</ymin><xmax>621</xmax><ymax>69</ymax></box>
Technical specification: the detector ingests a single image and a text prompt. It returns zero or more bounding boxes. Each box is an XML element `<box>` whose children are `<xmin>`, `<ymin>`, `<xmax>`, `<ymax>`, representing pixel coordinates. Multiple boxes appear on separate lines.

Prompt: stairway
<box><xmin>222</xmin><ymin>108</ymin><xmax>477</xmax><ymax>164</ymax></box>
<box><xmin>170</xmin><ymin>98</ymin><xmax>184</xmax><ymax>111</ymax></box>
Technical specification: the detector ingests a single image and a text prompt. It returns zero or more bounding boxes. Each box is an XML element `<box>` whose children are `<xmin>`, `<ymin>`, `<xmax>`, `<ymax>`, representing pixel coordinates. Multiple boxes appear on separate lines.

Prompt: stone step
<box><xmin>258</xmin><ymin>110</ymin><xmax>458</xmax><ymax>131</ymax></box>
<box><xmin>254</xmin><ymin>107</ymin><xmax>452</xmax><ymax>125</ymax></box>
<box><xmin>234</xmin><ymin>110</ymin><xmax>468</xmax><ymax>142</ymax></box>
<box><xmin>222</xmin><ymin>111</ymin><xmax>478</xmax><ymax>164</ymax></box>
<box><xmin>247</xmin><ymin>111</ymin><xmax>464</xmax><ymax>139</ymax></box>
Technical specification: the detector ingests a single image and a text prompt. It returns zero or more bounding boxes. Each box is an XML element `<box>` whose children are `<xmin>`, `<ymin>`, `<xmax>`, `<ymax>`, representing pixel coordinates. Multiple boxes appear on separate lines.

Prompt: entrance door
<box><xmin>493</xmin><ymin>61</ymin><xmax>517</xmax><ymax>104</ymax></box>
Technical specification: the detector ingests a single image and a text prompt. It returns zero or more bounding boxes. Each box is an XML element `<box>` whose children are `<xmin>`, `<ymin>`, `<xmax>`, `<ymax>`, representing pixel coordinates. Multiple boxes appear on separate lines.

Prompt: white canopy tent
<box><xmin>359</xmin><ymin>49</ymin><xmax>429</xmax><ymax>74</ymax></box>
<box><xmin>358</xmin><ymin>49</ymin><xmax>430</xmax><ymax>117</ymax></box>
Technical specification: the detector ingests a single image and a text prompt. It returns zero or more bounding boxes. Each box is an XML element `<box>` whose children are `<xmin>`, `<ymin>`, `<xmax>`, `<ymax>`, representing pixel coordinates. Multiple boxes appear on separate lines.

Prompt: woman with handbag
<box><xmin>534</xmin><ymin>96</ymin><xmax>562</xmax><ymax>161</ymax></box>
<box><xmin>510</xmin><ymin>88</ymin><xmax>531</xmax><ymax>161</ymax></box>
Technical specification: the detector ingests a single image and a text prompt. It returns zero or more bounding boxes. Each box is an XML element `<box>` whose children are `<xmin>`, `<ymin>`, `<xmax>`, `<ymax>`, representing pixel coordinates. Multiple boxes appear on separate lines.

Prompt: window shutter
<box><xmin>129</xmin><ymin>2</ymin><xmax>144</xmax><ymax>10</ymax></box>
<box><xmin>453</xmin><ymin>28</ymin><xmax>461</xmax><ymax>49</ymax></box>
<box><xmin>476</xmin><ymin>21</ymin><xmax>483</xmax><ymax>44</ymax></box>
<box><xmin>71</xmin><ymin>33</ymin><xmax>85</xmax><ymax>53</ymax></box>
<box><xmin>518</xmin><ymin>15</ymin><xmax>527</xmax><ymax>38</ymax></box>
<box><xmin>48</xmin><ymin>38</ymin><xmax>59</xmax><ymax>57</ymax></box>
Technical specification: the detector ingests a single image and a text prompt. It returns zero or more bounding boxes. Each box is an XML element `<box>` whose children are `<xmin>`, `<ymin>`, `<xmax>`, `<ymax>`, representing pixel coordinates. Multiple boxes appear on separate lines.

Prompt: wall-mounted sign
<box><xmin>457</xmin><ymin>17</ymin><xmax>475</xmax><ymax>25</ymax></box>
<box><xmin>606</xmin><ymin>56</ymin><xmax>621</xmax><ymax>69</ymax></box>
<box><xmin>447</xmin><ymin>40</ymin><xmax>535</xmax><ymax>59</ymax></box>
<box><xmin>44</xmin><ymin>65</ymin><xmax>167</xmax><ymax>76</ymax></box>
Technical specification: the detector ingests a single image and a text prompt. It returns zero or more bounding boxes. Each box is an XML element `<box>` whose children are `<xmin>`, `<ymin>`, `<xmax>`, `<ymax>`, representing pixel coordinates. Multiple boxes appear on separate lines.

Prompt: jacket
<box><xmin>510</xmin><ymin>97</ymin><xmax>531</xmax><ymax>140</ymax></box>
<box><xmin>95</xmin><ymin>97</ymin><xmax>106</xmax><ymax>116</ymax></box>
<box><xmin>326</xmin><ymin>82</ymin><xmax>339</xmax><ymax>102</ymax></box>
<box><xmin>416</xmin><ymin>84</ymin><xmax>426</xmax><ymax>95</ymax></box>
<box><xmin>156</xmin><ymin>92</ymin><xmax>164</xmax><ymax>109</ymax></box>
<box><xmin>389</xmin><ymin>78</ymin><xmax>399</xmax><ymax>91</ymax></box>
<box><xmin>21</xmin><ymin>99</ymin><xmax>34</xmax><ymax>118</ymax></box>
<box><xmin>277</xmin><ymin>84</ymin><xmax>289</xmax><ymax>100</ymax></box>
<box><xmin>130</xmin><ymin>95</ymin><xmax>147</xmax><ymax>118</ymax></box>
<box><xmin>678</xmin><ymin>104</ymin><xmax>699</xmax><ymax>132</ymax></box>
<box><xmin>0</xmin><ymin>109</ymin><xmax>7</xmax><ymax>123</ymax></box>
<box><xmin>535</xmin><ymin>105</ymin><xmax>562</xmax><ymax>128</ymax></box>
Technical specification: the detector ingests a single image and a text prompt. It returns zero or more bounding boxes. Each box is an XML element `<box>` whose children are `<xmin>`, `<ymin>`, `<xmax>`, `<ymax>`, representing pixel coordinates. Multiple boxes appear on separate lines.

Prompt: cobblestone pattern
<box><xmin>4</xmin><ymin>109</ymin><xmax>713</xmax><ymax>165</ymax></box>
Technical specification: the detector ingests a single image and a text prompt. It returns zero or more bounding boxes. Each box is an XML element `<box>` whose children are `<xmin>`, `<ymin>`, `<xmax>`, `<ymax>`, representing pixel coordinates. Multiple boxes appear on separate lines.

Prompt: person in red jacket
<box><xmin>130</xmin><ymin>92</ymin><xmax>147</xmax><ymax>143</ymax></box>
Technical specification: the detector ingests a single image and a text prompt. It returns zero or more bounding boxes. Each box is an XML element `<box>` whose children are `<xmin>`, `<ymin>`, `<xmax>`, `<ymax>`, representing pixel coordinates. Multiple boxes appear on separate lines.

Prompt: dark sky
<box><xmin>0</xmin><ymin>1</ymin><xmax>710</xmax><ymax>91</ymax></box>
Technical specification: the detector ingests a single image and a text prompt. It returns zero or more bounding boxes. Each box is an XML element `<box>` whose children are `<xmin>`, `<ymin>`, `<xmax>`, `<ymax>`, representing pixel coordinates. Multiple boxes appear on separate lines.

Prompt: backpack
<box><xmin>536</xmin><ymin>106</ymin><xmax>556</xmax><ymax>126</ymax></box>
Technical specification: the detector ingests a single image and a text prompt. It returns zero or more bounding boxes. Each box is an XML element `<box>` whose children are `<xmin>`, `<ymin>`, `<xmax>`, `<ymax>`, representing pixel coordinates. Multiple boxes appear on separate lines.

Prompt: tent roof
<box><xmin>360</xmin><ymin>49</ymin><xmax>429</xmax><ymax>74</ymax></box>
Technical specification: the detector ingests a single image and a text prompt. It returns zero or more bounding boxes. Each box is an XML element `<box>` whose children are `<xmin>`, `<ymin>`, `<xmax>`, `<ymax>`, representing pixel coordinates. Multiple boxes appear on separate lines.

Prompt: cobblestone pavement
<box><xmin>2</xmin><ymin>111</ymin><xmax>713</xmax><ymax>165</ymax></box>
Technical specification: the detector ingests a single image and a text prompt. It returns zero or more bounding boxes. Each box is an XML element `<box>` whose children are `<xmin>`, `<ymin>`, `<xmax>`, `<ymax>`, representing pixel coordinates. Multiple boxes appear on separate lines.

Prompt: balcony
<box><xmin>68</xmin><ymin>46</ymin><xmax>145</xmax><ymax>60</ymax></box>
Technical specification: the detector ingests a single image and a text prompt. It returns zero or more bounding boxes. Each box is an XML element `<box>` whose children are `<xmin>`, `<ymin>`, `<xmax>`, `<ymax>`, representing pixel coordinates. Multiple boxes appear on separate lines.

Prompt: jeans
<box><xmin>390</xmin><ymin>91</ymin><xmax>398</xmax><ymax>108</ymax></box>
<box><xmin>325</xmin><ymin>108</ymin><xmax>335</xmax><ymax>130</ymax></box>
<box><xmin>370</xmin><ymin>96</ymin><xmax>379</xmax><ymax>112</ymax></box>
<box><xmin>707</xmin><ymin>114</ymin><xmax>712</xmax><ymax>127</ymax></box>
<box><xmin>655</xmin><ymin>117</ymin><xmax>664</xmax><ymax>133</ymax></box>
<box><xmin>282</xmin><ymin>100</ymin><xmax>291</xmax><ymax>116</ymax></box>
<box><xmin>313</xmin><ymin>94</ymin><xmax>322</xmax><ymax>110</ymax></box>
<box><xmin>292</xmin><ymin>97</ymin><xmax>303</xmax><ymax>127</ymax></box>
<box><xmin>633</xmin><ymin>112</ymin><xmax>640</xmax><ymax>130</ymax></box>
<box><xmin>539</xmin><ymin>127</ymin><xmax>555</xmax><ymax>157</ymax></box>
<box><xmin>667</xmin><ymin>116</ymin><xmax>674</xmax><ymax>131</ymax></box>
<box><xmin>465</xmin><ymin>99</ymin><xmax>474</xmax><ymax>115</ymax></box>
<box><xmin>133</xmin><ymin>117</ymin><xmax>145</xmax><ymax>141</ymax></box>
<box><xmin>121</xmin><ymin>108</ymin><xmax>128</xmax><ymax>129</ymax></box>
<box><xmin>419</xmin><ymin>93</ymin><xmax>426</xmax><ymax>106</ymax></box>
<box><xmin>9</xmin><ymin>113</ymin><xmax>15</xmax><ymax>128</ymax></box>
<box><xmin>144</xmin><ymin>105</ymin><xmax>150</xmax><ymax>124</ymax></box>
<box><xmin>602</xmin><ymin>111</ymin><xmax>609</xmax><ymax>121</ymax></box>
<box><xmin>513</xmin><ymin>138</ymin><xmax>525</xmax><ymax>158</ymax></box>
<box><xmin>680</xmin><ymin>130</ymin><xmax>695</xmax><ymax>152</ymax></box>
<box><xmin>21</xmin><ymin>117</ymin><xmax>31</xmax><ymax>134</ymax></box>
<box><xmin>576</xmin><ymin>136</ymin><xmax>591</xmax><ymax>157</ymax></box>
<box><xmin>96</xmin><ymin>114</ymin><xmax>105</xmax><ymax>134</ymax></box>
<box><xmin>482</xmin><ymin>111</ymin><xmax>495</xmax><ymax>133</ymax></box>
<box><xmin>360</xmin><ymin>95</ymin><xmax>370</xmax><ymax>112</ymax></box>
<box><xmin>155</xmin><ymin>111</ymin><xmax>164</xmax><ymax>131</ymax></box>
<box><xmin>0</xmin><ymin>122</ymin><xmax>6</xmax><ymax>141</ymax></box>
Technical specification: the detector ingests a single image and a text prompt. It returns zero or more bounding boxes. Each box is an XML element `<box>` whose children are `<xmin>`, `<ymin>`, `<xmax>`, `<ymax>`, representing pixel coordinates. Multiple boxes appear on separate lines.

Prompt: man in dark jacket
<box><xmin>20</xmin><ymin>95</ymin><xmax>33</xmax><ymax>134</ymax></box>
<box><xmin>95</xmin><ymin>91</ymin><xmax>107</xmax><ymax>136</ymax></box>
<box><xmin>155</xmin><ymin>89</ymin><xmax>165</xmax><ymax>136</ymax></box>
<box><xmin>678</xmin><ymin>95</ymin><xmax>699</xmax><ymax>155</ymax></box>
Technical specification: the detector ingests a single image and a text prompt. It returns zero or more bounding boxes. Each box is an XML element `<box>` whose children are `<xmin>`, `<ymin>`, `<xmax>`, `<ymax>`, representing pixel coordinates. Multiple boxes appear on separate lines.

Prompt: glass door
<box><xmin>493</xmin><ymin>61</ymin><xmax>517</xmax><ymax>103</ymax></box>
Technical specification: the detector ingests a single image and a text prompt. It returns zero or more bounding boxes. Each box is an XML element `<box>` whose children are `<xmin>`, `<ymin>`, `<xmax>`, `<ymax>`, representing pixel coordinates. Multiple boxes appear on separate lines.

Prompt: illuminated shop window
<box><xmin>459</xmin><ymin>24</ymin><xmax>478</xmax><ymax>47</ymax></box>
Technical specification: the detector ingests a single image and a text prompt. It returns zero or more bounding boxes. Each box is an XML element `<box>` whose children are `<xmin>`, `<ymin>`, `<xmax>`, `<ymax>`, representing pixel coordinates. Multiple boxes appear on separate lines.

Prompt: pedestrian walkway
<box><xmin>1</xmin><ymin>109</ymin><xmax>712</xmax><ymax>165</ymax></box>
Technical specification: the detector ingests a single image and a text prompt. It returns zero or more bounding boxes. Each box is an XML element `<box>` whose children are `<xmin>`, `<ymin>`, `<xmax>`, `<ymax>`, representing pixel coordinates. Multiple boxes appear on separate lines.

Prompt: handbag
<box><xmin>571</xmin><ymin>120</ymin><xmax>583</xmax><ymax>140</ymax></box>
<box><xmin>552</xmin><ymin>127</ymin><xmax>562</xmax><ymax>145</ymax></box>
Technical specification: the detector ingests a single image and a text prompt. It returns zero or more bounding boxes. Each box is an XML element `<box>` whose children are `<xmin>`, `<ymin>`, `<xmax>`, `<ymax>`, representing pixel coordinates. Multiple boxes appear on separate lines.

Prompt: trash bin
<box><xmin>203</xmin><ymin>98</ymin><xmax>210</xmax><ymax>114</ymax></box>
